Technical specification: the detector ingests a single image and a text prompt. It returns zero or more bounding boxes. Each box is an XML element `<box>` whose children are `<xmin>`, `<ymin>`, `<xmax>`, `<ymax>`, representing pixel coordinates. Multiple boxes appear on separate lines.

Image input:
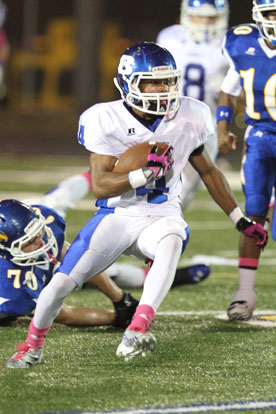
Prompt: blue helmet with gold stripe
<box><xmin>0</xmin><ymin>199</ymin><xmax>58</xmax><ymax>266</ymax></box>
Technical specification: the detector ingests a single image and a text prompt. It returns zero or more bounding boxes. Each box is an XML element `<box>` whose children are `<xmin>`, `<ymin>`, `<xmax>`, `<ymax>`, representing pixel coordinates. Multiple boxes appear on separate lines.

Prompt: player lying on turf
<box><xmin>6</xmin><ymin>42</ymin><xmax>268</xmax><ymax>368</ymax></box>
<box><xmin>0</xmin><ymin>199</ymin><xmax>209</xmax><ymax>330</ymax></box>
<box><xmin>0</xmin><ymin>199</ymin><xmax>138</xmax><ymax>329</ymax></box>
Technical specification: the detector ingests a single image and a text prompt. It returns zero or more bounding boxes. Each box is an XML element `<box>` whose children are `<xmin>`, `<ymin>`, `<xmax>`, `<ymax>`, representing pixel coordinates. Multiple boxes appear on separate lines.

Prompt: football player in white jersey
<box><xmin>7</xmin><ymin>42</ymin><xmax>267</xmax><ymax>368</ymax></box>
<box><xmin>157</xmin><ymin>0</ymin><xmax>230</xmax><ymax>208</ymax></box>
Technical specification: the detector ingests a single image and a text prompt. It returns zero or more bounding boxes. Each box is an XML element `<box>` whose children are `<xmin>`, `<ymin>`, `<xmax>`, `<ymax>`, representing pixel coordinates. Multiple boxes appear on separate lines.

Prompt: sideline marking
<box><xmin>40</xmin><ymin>398</ymin><xmax>276</xmax><ymax>413</ymax></box>
<box><xmin>216</xmin><ymin>309</ymin><xmax>276</xmax><ymax>327</ymax></box>
<box><xmin>158</xmin><ymin>310</ymin><xmax>276</xmax><ymax>328</ymax></box>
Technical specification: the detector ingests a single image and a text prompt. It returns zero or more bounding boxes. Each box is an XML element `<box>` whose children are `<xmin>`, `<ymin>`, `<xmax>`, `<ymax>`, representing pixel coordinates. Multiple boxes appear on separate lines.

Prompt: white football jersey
<box><xmin>78</xmin><ymin>98</ymin><xmax>214</xmax><ymax>217</ymax></box>
<box><xmin>157</xmin><ymin>25</ymin><xmax>229</xmax><ymax>118</ymax></box>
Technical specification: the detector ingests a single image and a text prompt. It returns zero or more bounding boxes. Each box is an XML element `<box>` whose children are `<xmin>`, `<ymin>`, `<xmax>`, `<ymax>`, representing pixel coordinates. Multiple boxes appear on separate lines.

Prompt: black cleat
<box><xmin>113</xmin><ymin>293</ymin><xmax>139</xmax><ymax>329</ymax></box>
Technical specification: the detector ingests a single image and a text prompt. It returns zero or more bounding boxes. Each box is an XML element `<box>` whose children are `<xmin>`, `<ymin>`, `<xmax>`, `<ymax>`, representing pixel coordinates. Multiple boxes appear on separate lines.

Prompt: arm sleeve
<box><xmin>221</xmin><ymin>66</ymin><xmax>242</xmax><ymax>96</ymax></box>
<box><xmin>193</xmin><ymin>102</ymin><xmax>215</xmax><ymax>149</ymax></box>
<box><xmin>220</xmin><ymin>32</ymin><xmax>242</xmax><ymax>97</ymax></box>
<box><xmin>77</xmin><ymin>106</ymin><xmax>126</xmax><ymax>157</ymax></box>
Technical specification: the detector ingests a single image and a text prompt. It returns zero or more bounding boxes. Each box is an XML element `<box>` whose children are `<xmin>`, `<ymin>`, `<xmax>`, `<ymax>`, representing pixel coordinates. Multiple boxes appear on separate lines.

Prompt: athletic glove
<box><xmin>129</xmin><ymin>144</ymin><xmax>174</xmax><ymax>188</ymax></box>
<box><xmin>145</xmin><ymin>144</ymin><xmax>174</xmax><ymax>180</ymax></box>
<box><xmin>236</xmin><ymin>217</ymin><xmax>268</xmax><ymax>249</ymax></box>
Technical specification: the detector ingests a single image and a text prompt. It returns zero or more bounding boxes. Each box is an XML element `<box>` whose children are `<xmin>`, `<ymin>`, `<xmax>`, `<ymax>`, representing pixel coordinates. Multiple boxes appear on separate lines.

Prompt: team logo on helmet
<box><xmin>0</xmin><ymin>231</ymin><xmax>8</xmax><ymax>242</ymax></box>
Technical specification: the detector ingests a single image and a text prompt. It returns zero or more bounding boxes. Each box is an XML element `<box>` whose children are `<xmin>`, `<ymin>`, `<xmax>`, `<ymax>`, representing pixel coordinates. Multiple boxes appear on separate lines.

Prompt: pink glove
<box><xmin>146</xmin><ymin>144</ymin><xmax>174</xmax><ymax>180</ymax></box>
<box><xmin>236</xmin><ymin>217</ymin><xmax>268</xmax><ymax>249</ymax></box>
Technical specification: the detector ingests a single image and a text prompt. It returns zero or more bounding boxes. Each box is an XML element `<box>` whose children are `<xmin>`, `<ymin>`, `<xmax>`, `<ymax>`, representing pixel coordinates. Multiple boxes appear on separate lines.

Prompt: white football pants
<box><xmin>33</xmin><ymin>212</ymin><xmax>189</xmax><ymax>328</ymax></box>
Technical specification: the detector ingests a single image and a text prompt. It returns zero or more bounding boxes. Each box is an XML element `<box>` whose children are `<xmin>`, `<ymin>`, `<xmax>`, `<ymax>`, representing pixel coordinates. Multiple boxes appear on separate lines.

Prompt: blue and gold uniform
<box><xmin>0</xmin><ymin>205</ymin><xmax>65</xmax><ymax>319</ymax></box>
<box><xmin>223</xmin><ymin>24</ymin><xmax>276</xmax><ymax>220</ymax></box>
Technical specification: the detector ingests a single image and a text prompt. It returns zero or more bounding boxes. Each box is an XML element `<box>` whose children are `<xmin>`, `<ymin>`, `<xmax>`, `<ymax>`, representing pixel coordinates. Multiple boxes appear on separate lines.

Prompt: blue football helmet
<box><xmin>180</xmin><ymin>0</ymin><xmax>229</xmax><ymax>42</ymax></box>
<box><xmin>253</xmin><ymin>0</ymin><xmax>276</xmax><ymax>45</ymax></box>
<box><xmin>0</xmin><ymin>199</ymin><xmax>58</xmax><ymax>266</ymax></box>
<box><xmin>114</xmin><ymin>42</ymin><xmax>182</xmax><ymax>118</ymax></box>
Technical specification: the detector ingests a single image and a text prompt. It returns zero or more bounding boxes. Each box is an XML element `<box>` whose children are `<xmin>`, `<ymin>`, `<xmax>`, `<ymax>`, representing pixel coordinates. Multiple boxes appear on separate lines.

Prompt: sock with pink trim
<box><xmin>26</xmin><ymin>318</ymin><xmax>52</xmax><ymax>349</ymax></box>
<box><xmin>80</xmin><ymin>171</ymin><xmax>92</xmax><ymax>191</ymax></box>
<box><xmin>127</xmin><ymin>304</ymin><xmax>155</xmax><ymax>333</ymax></box>
<box><xmin>232</xmin><ymin>257</ymin><xmax>259</xmax><ymax>307</ymax></box>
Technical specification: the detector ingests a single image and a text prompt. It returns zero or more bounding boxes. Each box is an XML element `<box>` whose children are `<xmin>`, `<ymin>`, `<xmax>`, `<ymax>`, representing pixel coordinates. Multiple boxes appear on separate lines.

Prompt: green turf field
<box><xmin>0</xmin><ymin>155</ymin><xmax>276</xmax><ymax>414</ymax></box>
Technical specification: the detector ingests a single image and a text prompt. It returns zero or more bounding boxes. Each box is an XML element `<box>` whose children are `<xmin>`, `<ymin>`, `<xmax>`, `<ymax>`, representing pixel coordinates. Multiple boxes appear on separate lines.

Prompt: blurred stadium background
<box><xmin>0</xmin><ymin>0</ymin><xmax>250</xmax><ymax>162</ymax></box>
<box><xmin>3</xmin><ymin>5</ymin><xmax>276</xmax><ymax>413</ymax></box>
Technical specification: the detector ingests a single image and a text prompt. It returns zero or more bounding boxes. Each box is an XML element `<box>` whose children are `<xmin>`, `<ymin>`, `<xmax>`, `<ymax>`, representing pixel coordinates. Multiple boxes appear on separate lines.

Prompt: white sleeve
<box><xmin>78</xmin><ymin>113</ymin><xmax>104</xmax><ymax>153</ymax></box>
<box><xmin>196</xmin><ymin>103</ymin><xmax>215</xmax><ymax>148</ymax></box>
<box><xmin>220</xmin><ymin>34</ymin><xmax>242</xmax><ymax>97</ymax></box>
<box><xmin>156</xmin><ymin>28</ymin><xmax>168</xmax><ymax>44</ymax></box>
<box><xmin>204</xmin><ymin>104</ymin><xmax>215</xmax><ymax>140</ymax></box>
<box><xmin>78</xmin><ymin>106</ymin><xmax>117</xmax><ymax>155</ymax></box>
<box><xmin>220</xmin><ymin>66</ymin><xmax>242</xmax><ymax>96</ymax></box>
<box><xmin>156</xmin><ymin>27</ymin><xmax>177</xmax><ymax>52</ymax></box>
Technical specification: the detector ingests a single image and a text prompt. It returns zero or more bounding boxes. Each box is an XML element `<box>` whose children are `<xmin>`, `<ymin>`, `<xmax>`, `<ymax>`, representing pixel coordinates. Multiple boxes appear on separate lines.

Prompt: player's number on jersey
<box><xmin>78</xmin><ymin>125</ymin><xmax>84</xmax><ymax>145</ymax></box>
<box><xmin>183</xmin><ymin>64</ymin><xmax>205</xmax><ymax>102</ymax></box>
<box><xmin>136</xmin><ymin>176</ymin><xmax>169</xmax><ymax>204</ymax></box>
<box><xmin>241</xmin><ymin>68</ymin><xmax>276</xmax><ymax>121</ymax></box>
<box><xmin>7</xmin><ymin>269</ymin><xmax>38</xmax><ymax>291</ymax></box>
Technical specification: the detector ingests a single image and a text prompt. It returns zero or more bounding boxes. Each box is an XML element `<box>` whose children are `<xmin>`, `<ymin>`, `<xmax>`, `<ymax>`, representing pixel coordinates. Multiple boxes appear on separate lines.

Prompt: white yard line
<box><xmin>53</xmin><ymin>398</ymin><xmax>276</xmax><ymax>414</ymax></box>
<box><xmin>157</xmin><ymin>309</ymin><xmax>276</xmax><ymax>328</ymax></box>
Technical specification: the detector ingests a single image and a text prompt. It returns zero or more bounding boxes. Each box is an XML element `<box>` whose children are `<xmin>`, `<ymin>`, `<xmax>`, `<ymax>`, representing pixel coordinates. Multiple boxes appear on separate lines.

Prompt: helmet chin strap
<box><xmin>47</xmin><ymin>252</ymin><xmax>58</xmax><ymax>265</ymax></box>
<box><xmin>38</xmin><ymin>242</ymin><xmax>58</xmax><ymax>265</ymax></box>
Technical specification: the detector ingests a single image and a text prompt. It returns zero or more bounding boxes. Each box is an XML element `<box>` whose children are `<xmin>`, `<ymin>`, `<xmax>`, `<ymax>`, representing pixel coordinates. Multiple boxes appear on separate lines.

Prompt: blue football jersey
<box><xmin>0</xmin><ymin>205</ymin><xmax>65</xmax><ymax>318</ymax></box>
<box><xmin>223</xmin><ymin>24</ymin><xmax>276</xmax><ymax>131</ymax></box>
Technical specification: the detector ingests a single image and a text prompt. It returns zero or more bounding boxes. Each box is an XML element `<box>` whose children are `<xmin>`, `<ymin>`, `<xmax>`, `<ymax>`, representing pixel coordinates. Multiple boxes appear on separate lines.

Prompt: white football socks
<box><xmin>105</xmin><ymin>263</ymin><xmax>146</xmax><ymax>288</ymax></box>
